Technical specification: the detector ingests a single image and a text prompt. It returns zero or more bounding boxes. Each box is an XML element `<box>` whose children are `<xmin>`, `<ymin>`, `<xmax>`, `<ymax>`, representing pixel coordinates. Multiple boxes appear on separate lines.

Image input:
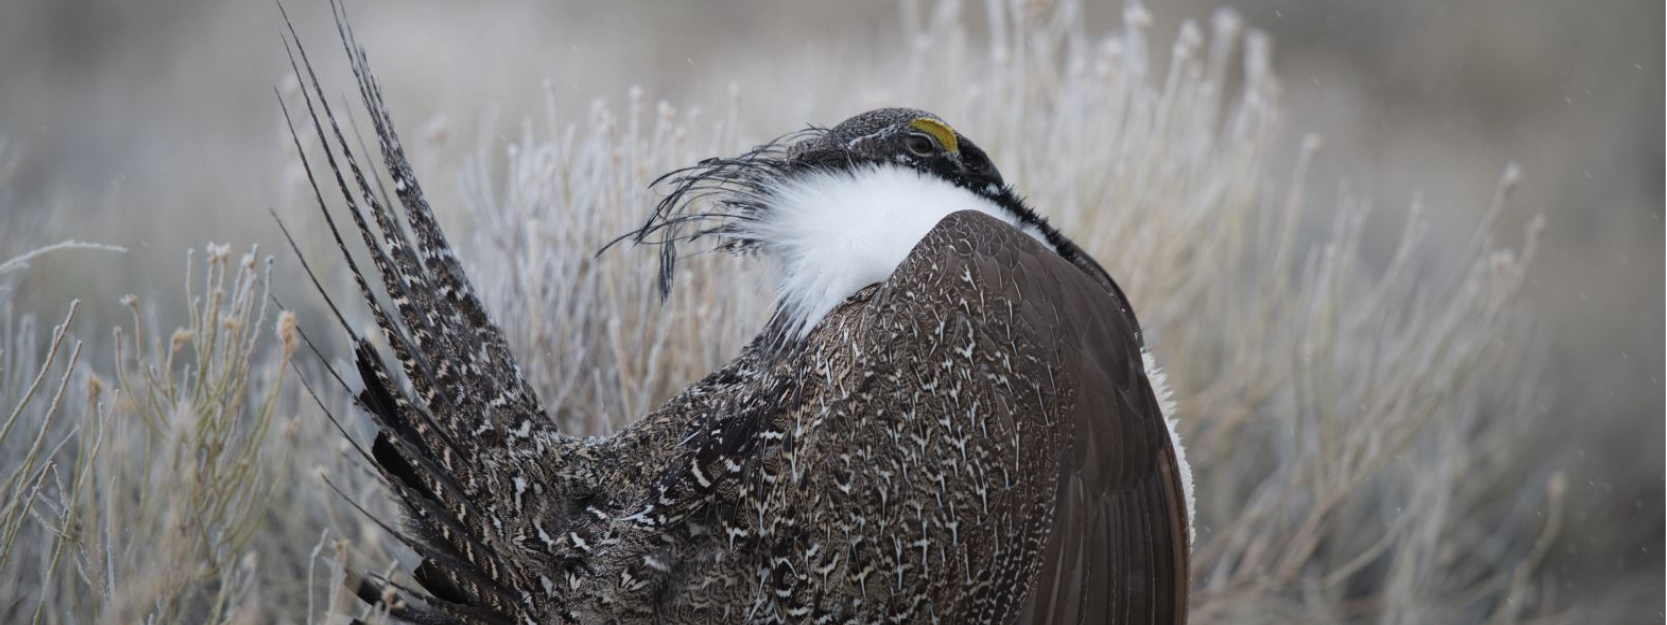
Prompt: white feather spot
<box><xmin>1142</xmin><ymin>348</ymin><xmax>1195</xmax><ymax>545</ymax></box>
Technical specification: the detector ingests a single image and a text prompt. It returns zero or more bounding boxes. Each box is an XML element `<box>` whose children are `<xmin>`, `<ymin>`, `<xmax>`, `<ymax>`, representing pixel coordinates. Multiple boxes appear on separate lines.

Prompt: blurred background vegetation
<box><xmin>0</xmin><ymin>0</ymin><xmax>1659</xmax><ymax>622</ymax></box>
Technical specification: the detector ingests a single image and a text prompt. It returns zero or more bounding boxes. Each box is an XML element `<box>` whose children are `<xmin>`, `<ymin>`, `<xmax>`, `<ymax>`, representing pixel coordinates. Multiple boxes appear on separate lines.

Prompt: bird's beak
<box><xmin>952</xmin><ymin>154</ymin><xmax>1004</xmax><ymax>189</ymax></box>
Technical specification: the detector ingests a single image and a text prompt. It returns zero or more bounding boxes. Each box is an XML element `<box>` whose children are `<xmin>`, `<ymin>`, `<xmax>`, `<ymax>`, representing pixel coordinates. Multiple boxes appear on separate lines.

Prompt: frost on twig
<box><xmin>0</xmin><ymin>240</ymin><xmax>128</xmax><ymax>280</ymax></box>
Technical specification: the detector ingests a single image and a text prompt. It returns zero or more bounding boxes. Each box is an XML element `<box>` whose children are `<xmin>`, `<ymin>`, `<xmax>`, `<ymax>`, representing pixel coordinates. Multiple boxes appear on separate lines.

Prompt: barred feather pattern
<box><xmin>313</xmin><ymin>224</ymin><xmax>1072</xmax><ymax>624</ymax></box>
<box><xmin>279</xmin><ymin>4</ymin><xmax>1163</xmax><ymax>624</ymax></box>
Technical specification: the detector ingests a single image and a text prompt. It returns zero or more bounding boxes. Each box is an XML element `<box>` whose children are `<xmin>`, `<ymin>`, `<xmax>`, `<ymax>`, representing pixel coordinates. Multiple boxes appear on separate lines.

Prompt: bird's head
<box><xmin>783</xmin><ymin>107</ymin><xmax>1006</xmax><ymax>199</ymax></box>
<box><xmin>623</xmin><ymin>107</ymin><xmax>1118</xmax><ymax>338</ymax></box>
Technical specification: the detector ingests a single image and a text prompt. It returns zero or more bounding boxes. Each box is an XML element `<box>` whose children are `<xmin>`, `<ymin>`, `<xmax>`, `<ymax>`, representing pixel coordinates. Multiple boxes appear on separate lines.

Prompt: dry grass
<box><xmin>0</xmin><ymin>1</ymin><xmax>1646</xmax><ymax>623</ymax></box>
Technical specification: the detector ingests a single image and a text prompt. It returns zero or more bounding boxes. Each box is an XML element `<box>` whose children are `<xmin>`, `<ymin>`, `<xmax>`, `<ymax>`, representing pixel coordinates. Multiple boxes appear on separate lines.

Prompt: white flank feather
<box><xmin>745</xmin><ymin>163</ymin><xmax>1045</xmax><ymax>336</ymax></box>
<box><xmin>1142</xmin><ymin>348</ymin><xmax>1195</xmax><ymax>544</ymax></box>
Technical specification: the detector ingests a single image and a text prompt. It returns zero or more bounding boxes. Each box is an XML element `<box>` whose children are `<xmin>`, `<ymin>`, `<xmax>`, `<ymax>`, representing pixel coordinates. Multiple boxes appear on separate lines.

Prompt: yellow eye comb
<box><xmin>908</xmin><ymin>117</ymin><xmax>959</xmax><ymax>153</ymax></box>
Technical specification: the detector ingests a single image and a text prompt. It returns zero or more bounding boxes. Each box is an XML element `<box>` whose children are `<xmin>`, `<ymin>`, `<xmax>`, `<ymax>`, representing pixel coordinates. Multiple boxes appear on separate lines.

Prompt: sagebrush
<box><xmin>0</xmin><ymin>2</ymin><xmax>1611</xmax><ymax>623</ymax></box>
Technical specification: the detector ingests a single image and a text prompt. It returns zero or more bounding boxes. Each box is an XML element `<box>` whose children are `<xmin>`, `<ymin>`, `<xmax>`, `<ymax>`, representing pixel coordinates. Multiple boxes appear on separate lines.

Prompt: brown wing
<box><xmin>925</xmin><ymin>210</ymin><xmax>1191</xmax><ymax>625</ymax></box>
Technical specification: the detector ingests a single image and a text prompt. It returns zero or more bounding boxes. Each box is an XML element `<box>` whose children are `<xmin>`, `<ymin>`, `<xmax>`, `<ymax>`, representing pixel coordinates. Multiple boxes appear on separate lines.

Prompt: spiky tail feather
<box><xmin>273</xmin><ymin>2</ymin><xmax>573</xmax><ymax>622</ymax></box>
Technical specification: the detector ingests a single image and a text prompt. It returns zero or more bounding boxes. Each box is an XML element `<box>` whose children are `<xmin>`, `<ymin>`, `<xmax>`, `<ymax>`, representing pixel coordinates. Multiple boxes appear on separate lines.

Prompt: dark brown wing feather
<box><xmin>922</xmin><ymin>211</ymin><xmax>1190</xmax><ymax>625</ymax></box>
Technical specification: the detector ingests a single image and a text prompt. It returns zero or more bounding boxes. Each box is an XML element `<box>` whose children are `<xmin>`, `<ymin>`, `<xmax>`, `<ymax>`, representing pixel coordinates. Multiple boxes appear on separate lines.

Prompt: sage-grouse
<box><xmin>278</xmin><ymin>6</ymin><xmax>1192</xmax><ymax>624</ymax></box>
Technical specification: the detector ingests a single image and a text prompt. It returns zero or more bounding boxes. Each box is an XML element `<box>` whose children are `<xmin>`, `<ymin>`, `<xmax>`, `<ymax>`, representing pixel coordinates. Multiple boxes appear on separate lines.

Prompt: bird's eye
<box><xmin>903</xmin><ymin>133</ymin><xmax>936</xmax><ymax>158</ymax></box>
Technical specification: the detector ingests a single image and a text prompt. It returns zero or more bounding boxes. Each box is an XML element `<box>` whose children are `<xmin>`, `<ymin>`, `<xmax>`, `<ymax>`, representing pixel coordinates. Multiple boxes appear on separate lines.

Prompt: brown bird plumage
<box><xmin>277</xmin><ymin>4</ymin><xmax>1190</xmax><ymax>623</ymax></box>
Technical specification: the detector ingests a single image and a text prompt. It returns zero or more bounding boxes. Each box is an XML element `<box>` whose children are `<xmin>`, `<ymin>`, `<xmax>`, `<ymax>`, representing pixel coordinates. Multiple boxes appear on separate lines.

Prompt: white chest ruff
<box><xmin>743</xmin><ymin>164</ymin><xmax>1045</xmax><ymax>337</ymax></box>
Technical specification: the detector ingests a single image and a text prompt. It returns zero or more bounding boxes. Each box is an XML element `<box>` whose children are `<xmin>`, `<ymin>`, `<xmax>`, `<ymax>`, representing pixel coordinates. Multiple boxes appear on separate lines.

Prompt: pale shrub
<box><xmin>1</xmin><ymin>1</ymin><xmax>1588</xmax><ymax>623</ymax></box>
